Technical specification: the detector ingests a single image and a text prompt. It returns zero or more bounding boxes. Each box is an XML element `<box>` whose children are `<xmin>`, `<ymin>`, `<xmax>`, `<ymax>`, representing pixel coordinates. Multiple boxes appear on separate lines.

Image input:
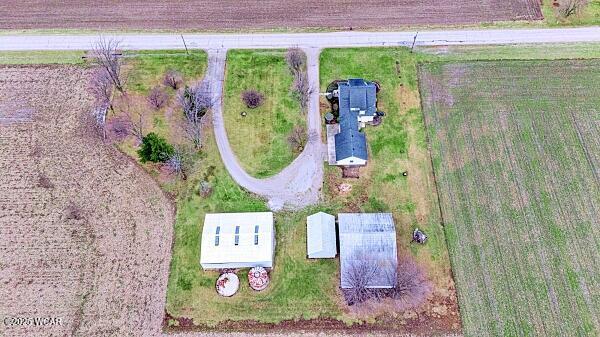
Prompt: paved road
<box><xmin>206</xmin><ymin>48</ymin><xmax>323</xmax><ymax>210</ymax></box>
<box><xmin>0</xmin><ymin>27</ymin><xmax>599</xmax><ymax>51</ymax></box>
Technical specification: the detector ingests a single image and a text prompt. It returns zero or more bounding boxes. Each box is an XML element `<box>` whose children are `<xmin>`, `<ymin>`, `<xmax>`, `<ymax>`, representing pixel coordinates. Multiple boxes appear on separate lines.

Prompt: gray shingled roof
<box><xmin>335</xmin><ymin>128</ymin><xmax>367</xmax><ymax>161</ymax></box>
<box><xmin>338</xmin><ymin>78</ymin><xmax>377</xmax><ymax>118</ymax></box>
<box><xmin>338</xmin><ymin>213</ymin><xmax>398</xmax><ymax>288</ymax></box>
<box><xmin>334</xmin><ymin>78</ymin><xmax>377</xmax><ymax>162</ymax></box>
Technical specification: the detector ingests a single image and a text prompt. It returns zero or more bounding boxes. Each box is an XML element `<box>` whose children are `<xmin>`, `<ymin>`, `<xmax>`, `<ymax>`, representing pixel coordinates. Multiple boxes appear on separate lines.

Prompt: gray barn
<box><xmin>338</xmin><ymin>213</ymin><xmax>398</xmax><ymax>289</ymax></box>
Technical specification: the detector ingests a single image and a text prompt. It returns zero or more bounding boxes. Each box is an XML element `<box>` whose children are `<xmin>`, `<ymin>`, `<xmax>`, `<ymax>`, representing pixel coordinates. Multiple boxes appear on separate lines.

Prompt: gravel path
<box><xmin>207</xmin><ymin>48</ymin><xmax>324</xmax><ymax>210</ymax></box>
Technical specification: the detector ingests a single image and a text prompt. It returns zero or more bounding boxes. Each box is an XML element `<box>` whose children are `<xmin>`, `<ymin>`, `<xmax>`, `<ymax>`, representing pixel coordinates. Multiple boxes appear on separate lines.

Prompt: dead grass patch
<box><xmin>396</xmin><ymin>85</ymin><xmax>421</xmax><ymax>113</ymax></box>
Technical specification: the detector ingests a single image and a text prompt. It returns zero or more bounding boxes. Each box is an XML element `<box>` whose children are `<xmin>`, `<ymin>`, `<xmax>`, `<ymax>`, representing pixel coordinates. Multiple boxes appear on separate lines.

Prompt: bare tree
<box><xmin>128</xmin><ymin>110</ymin><xmax>145</xmax><ymax>142</ymax></box>
<box><xmin>287</xmin><ymin>125</ymin><xmax>307</xmax><ymax>152</ymax></box>
<box><xmin>285</xmin><ymin>48</ymin><xmax>311</xmax><ymax>112</ymax></box>
<box><xmin>122</xmin><ymin>99</ymin><xmax>146</xmax><ymax>142</ymax></box>
<box><xmin>92</xmin><ymin>37</ymin><xmax>125</xmax><ymax>93</ymax></box>
<box><xmin>286</xmin><ymin>48</ymin><xmax>305</xmax><ymax>75</ymax></box>
<box><xmin>293</xmin><ymin>72</ymin><xmax>312</xmax><ymax>113</ymax></box>
<box><xmin>342</xmin><ymin>259</ymin><xmax>381</xmax><ymax>305</ymax></box>
<box><xmin>387</xmin><ymin>258</ymin><xmax>432</xmax><ymax>310</ymax></box>
<box><xmin>147</xmin><ymin>86</ymin><xmax>169</xmax><ymax>110</ymax></box>
<box><xmin>164</xmin><ymin>147</ymin><xmax>189</xmax><ymax>179</ymax></box>
<box><xmin>555</xmin><ymin>0</ymin><xmax>588</xmax><ymax>18</ymax></box>
<box><xmin>178</xmin><ymin>84</ymin><xmax>212</xmax><ymax>148</ymax></box>
<box><xmin>89</xmin><ymin>68</ymin><xmax>113</xmax><ymax>110</ymax></box>
<box><xmin>164</xmin><ymin>70</ymin><xmax>183</xmax><ymax>89</ymax></box>
<box><xmin>88</xmin><ymin>68</ymin><xmax>113</xmax><ymax>138</ymax></box>
<box><xmin>107</xmin><ymin>116</ymin><xmax>131</xmax><ymax>141</ymax></box>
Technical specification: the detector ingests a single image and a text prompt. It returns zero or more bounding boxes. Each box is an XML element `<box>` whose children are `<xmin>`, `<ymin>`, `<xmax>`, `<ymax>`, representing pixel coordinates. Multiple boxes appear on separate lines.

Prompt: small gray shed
<box><xmin>338</xmin><ymin>213</ymin><xmax>398</xmax><ymax>289</ymax></box>
<box><xmin>306</xmin><ymin>212</ymin><xmax>337</xmax><ymax>258</ymax></box>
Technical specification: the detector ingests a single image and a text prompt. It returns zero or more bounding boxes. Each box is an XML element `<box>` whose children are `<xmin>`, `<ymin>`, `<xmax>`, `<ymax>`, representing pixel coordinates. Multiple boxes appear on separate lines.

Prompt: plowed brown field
<box><xmin>0</xmin><ymin>0</ymin><xmax>543</xmax><ymax>30</ymax></box>
<box><xmin>0</xmin><ymin>66</ymin><xmax>174</xmax><ymax>336</ymax></box>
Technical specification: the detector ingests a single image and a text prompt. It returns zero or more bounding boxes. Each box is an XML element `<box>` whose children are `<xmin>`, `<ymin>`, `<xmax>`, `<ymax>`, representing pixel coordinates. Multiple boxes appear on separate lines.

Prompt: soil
<box><xmin>0</xmin><ymin>65</ymin><xmax>175</xmax><ymax>336</ymax></box>
<box><xmin>0</xmin><ymin>1</ymin><xmax>542</xmax><ymax>31</ymax></box>
<box><xmin>164</xmin><ymin>300</ymin><xmax>461</xmax><ymax>335</ymax></box>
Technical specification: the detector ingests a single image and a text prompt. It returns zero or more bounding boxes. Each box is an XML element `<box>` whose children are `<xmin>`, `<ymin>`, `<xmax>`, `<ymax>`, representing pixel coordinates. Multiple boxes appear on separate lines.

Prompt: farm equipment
<box><xmin>412</xmin><ymin>228</ymin><xmax>428</xmax><ymax>244</ymax></box>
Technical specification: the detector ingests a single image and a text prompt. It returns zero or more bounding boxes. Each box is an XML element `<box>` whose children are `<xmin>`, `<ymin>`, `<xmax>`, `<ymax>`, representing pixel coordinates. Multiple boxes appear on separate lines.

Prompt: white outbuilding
<box><xmin>200</xmin><ymin>212</ymin><xmax>275</xmax><ymax>270</ymax></box>
<box><xmin>306</xmin><ymin>212</ymin><xmax>337</xmax><ymax>258</ymax></box>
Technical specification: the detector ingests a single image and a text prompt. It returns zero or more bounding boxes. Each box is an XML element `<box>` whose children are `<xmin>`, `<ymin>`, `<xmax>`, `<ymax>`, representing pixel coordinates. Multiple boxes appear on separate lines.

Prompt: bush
<box><xmin>286</xmin><ymin>48</ymin><xmax>305</xmax><ymax>74</ymax></box>
<box><xmin>241</xmin><ymin>89</ymin><xmax>264</xmax><ymax>109</ymax></box>
<box><xmin>178</xmin><ymin>85</ymin><xmax>211</xmax><ymax>120</ymax></box>
<box><xmin>388</xmin><ymin>258</ymin><xmax>432</xmax><ymax>310</ymax></box>
<box><xmin>293</xmin><ymin>72</ymin><xmax>312</xmax><ymax>112</ymax></box>
<box><xmin>164</xmin><ymin>70</ymin><xmax>183</xmax><ymax>89</ymax></box>
<box><xmin>164</xmin><ymin>148</ymin><xmax>189</xmax><ymax>179</ymax></box>
<box><xmin>198</xmin><ymin>181</ymin><xmax>213</xmax><ymax>197</ymax></box>
<box><xmin>148</xmin><ymin>86</ymin><xmax>169</xmax><ymax>110</ymax></box>
<box><xmin>553</xmin><ymin>0</ymin><xmax>588</xmax><ymax>18</ymax></box>
<box><xmin>342</xmin><ymin>258</ymin><xmax>382</xmax><ymax>305</ymax></box>
<box><xmin>178</xmin><ymin>85</ymin><xmax>212</xmax><ymax>148</ymax></box>
<box><xmin>287</xmin><ymin>125</ymin><xmax>307</xmax><ymax>152</ymax></box>
<box><xmin>137</xmin><ymin>132</ymin><xmax>174</xmax><ymax>163</ymax></box>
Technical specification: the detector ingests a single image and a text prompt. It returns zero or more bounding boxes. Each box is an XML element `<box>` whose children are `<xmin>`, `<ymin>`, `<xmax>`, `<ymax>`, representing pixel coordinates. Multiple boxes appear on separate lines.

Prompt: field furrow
<box><xmin>419</xmin><ymin>59</ymin><xmax>600</xmax><ymax>337</ymax></box>
<box><xmin>0</xmin><ymin>0</ymin><xmax>542</xmax><ymax>30</ymax></box>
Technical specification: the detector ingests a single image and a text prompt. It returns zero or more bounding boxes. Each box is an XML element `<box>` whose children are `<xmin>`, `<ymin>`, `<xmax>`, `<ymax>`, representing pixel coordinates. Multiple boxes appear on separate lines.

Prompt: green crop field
<box><xmin>419</xmin><ymin>59</ymin><xmax>600</xmax><ymax>337</ymax></box>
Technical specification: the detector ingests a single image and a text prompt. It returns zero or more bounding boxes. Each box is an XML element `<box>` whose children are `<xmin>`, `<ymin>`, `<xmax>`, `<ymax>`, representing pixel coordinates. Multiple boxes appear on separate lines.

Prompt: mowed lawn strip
<box><xmin>419</xmin><ymin>59</ymin><xmax>600</xmax><ymax>336</ymax></box>
<box><xmin>125</xmin><ymin>50</ymin><xmax>207</xmax><ymax>94</ymax></box>
<box><xmin>223</xmin><ymin>49</ymin><xmax>304</xmax><ymax>178</ymax></box>
<box><xmin>0</xmin><ymin>50</ymin><xmax>86</xmax><ymax>64</ymax></box>
<box><xmin>419</xmin><ymin>43</ymin><xmax>600</xmax><ymax>61</ymax></box>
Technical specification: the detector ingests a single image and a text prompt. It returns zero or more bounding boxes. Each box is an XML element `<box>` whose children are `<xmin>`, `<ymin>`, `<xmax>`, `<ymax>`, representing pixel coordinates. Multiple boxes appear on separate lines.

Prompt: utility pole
<box><xmin>411</xmin><ymin>32</ymin><xmax>419</xmax><ymax>53</ymax></box>
<box><xmin>180</xmin><ymin>34</ymin><xmax>189</xmax><ymax>55</ymax></box>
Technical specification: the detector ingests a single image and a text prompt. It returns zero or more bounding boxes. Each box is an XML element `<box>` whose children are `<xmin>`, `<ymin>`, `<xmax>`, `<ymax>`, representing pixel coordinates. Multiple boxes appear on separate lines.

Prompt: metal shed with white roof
<box><xmin>306</xmin><ymin>212</ymin><xmax>337</xmax><ymax>258</ymax></box>
<box><xmin>338</xmin><ymin>213</ymin><xmax>398</xmax><ymax>289</ymax></box>
<box><xmin>200</xmin><ymin>212</ymin><xmax>275</xmax><ymax>270</ymax></box>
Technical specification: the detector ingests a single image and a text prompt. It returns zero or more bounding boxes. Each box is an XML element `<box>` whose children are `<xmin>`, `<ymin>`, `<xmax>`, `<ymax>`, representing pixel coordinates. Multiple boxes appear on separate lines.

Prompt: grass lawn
<box><xmin>223</xmin><ymin>49</ymin><xmax>305</xmax><ymax>178</ymax></box>
<box><xmin>164</xmin><ymin>47</ymin><xmax>460</xmax><ymax>330</ymax></box>
<box><xmin>541</xmin><ymin>0</ymin><xmax>600</xmax><ymax>26</ymax></box>
<box><xmin>104</xmin><ymin>49</ymin><xmax>337</xmax><ymax>327</ymax></box>
<box><xmin>419</xmin><ymin>59</ymin><xmax>600</xmax><ymax>336</ymax></box>
<box><xmin>165</xmin><ymin>44</ymin><xmax>600</xmax><ymax>332</ymax></box>
<box><xmin>320</xmin><ymin>48</ymin><xmax>452</xmax><ymax>285</ymax></box>
<box><xmin>124</xmin><ymin>50</ymin><xmax>207</xmax><ymax>94</ymax></box>
<box><xmin>165</xmin><ymin>133</ymin><xmax>343</xmax><ymax>326</ymax></box>
<box><xmin>0</xmin><ymin>50</ymin><xmax>86</xmax><ymax>64</ymax></box>
<box><xmin>113</xmin><ymin>50</ymin><xmax>207</xmax><ymax>176</ymax></box>
<box><xmin>418</xmin><ymin>43</ymin><xmax>600</xmax><ymax>61</ymax></box>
